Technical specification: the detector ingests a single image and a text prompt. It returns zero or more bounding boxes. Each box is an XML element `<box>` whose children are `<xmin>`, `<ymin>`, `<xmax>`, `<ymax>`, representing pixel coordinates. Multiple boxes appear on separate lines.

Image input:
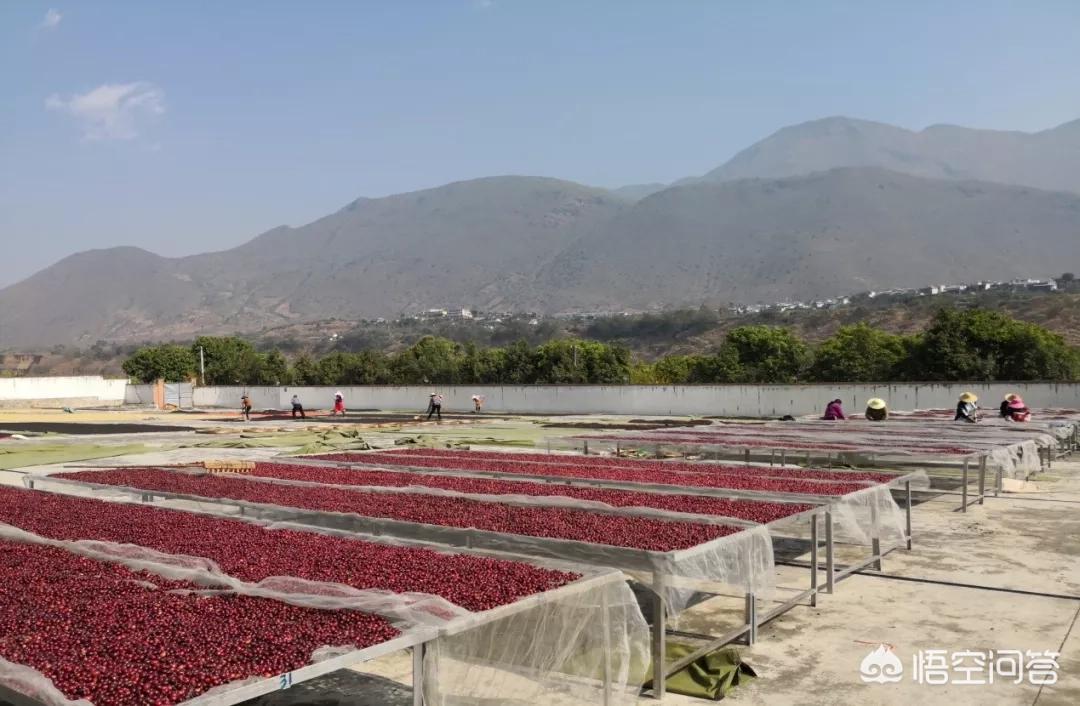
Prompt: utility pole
<box><xmin>199</xmin><ymin>346</ymin><xmax>205</xmax><ymax>386</ymax></box>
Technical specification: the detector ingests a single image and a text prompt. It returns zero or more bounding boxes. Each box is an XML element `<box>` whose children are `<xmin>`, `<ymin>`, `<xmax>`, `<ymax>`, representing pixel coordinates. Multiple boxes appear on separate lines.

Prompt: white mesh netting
<box><xmin>0</xmin><ymin>656</ymin><xmax>93</xmax><ymax>706</ymax></box>
<box><xmin>305</xmin><ymin>456</ymin><xmax>922</xmax><ymax>551</ymax></box>
<box><xmin>288</xmin><ymin>453</ymin><xmax>921</xmax><ymax>546</ymax></box>
<box><xmin>30</xmin><ymin>472</ymin><xmax>776</xmax><ymax>618</ymax></box>
<box><xmin>562</xmin><ymin>422</ymin><xmax>1053</xmax><ymax>481</ymax></box>
<box><xmin>0</xmin><ymin>493</ymin><xmax>651</xmax><ymax>706</ymax></box>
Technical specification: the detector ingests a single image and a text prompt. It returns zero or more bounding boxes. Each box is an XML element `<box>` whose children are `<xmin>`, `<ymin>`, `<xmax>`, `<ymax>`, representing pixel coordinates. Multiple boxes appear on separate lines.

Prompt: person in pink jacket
<box><xmin>823</xmin><ymin>398</ymin><xmax>846</xmax><ymax>420</ymax></box>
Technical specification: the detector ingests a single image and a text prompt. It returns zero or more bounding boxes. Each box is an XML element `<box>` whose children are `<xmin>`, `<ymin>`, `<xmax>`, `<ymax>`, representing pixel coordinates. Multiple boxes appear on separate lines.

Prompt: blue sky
<box><xmin>3</xmin><ymin>1</ymin><xmax>1080</xmax><ymax>287</ymax></box>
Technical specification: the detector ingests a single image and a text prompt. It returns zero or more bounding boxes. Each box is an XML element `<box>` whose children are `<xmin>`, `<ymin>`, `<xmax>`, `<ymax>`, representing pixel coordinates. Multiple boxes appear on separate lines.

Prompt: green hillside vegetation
<box><xmin>117</xmin><ymin>308</ymin><xmax>1080</xmax><ymax>386</ymax></box>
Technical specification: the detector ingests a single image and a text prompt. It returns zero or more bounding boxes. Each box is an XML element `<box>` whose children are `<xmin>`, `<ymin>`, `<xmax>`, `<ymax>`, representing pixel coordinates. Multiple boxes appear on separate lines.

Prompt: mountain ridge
<box><xmin>5</xmin><ymin>114</ymin><xmax>1080</xmax><ymax>346</ymax></box>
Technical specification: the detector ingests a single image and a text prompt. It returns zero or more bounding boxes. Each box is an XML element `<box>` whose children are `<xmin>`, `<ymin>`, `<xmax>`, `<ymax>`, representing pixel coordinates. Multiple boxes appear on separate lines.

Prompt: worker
<box><xmin>865</xmin><ymin>398</ymin><xmax>888</xmax><ymax>421</ymax></box>
<box><xmin>332</xmin><ymin>391</ymin><xmax>346</xmax><ymax>417</ymax></box>
<box><xmin>954</xmin><ymin>392</ymin><xmax>979</xmax><ymax>423</ymax></box>
<box><xmin>426</xmin><ymin>392</ymin><xmax>443</xmax><ymax>421</ymax></box>
<box><xmin>999</xmin><ymin>394</ymin><xmax>1014</xmax><ymax>419</ymax></box>
<box><xmin>291</xmin><ymin>394</ymin><xmax>306</xmax><ymax>419</ymax></box>
<box><xmin>823</xmin><ymin>398</ymin><xmax>846</xmax><ymax>420</ymax></box>
<box><xmin>240</xmin><ymin>394</ymin><xmax>252</xmax><ymax>422</ymax></box>
<box><xmin>471</xmin><ymin>394</ymin><xmax>484</xmax><ymax>413</ymax></box>
<box><xmin>1005</xmin><ymin>395</ymin><xmax>1032</xmax><ymax>422</ymax></box>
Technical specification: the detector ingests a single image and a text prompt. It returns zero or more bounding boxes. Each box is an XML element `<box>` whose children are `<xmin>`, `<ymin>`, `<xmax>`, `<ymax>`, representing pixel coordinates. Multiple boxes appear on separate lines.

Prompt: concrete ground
<box><xmin>0</xmin><ymin>407</ymin><xmax>1077</xmax><ymax>705</ymax></box>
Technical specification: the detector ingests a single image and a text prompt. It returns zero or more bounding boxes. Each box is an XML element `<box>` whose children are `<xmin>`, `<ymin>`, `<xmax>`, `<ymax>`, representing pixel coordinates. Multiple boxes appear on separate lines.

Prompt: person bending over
<box><xmin>865</xmin><ymin>398</ymin><xmax>888</xmax><ymax>421</ymax></box>
<box><xmin>954</xmin><ymin>392</ymin><xmax>979</xmax><ymax>423</ymax></box>
<box><xmin>823</xmin><ymin>398</ymin><xmax>846</xmax><ymax>420</ymax></box>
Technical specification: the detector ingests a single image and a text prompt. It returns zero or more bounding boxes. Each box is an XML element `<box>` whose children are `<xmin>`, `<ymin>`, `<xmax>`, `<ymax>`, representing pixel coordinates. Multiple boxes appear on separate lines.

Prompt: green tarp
<box><xmin>0</xmin><ymin>443</ymin><xmax>152</xmax><ymax>470</ymax></box>
<box><xmin>648</xmin><ymin>645</ymin><xmax>757</xmax><ymax>700</ymax></box>
<box><xmin>186</xmin><ymin>430</ymin><xmax>373</xmax><ymax>456</ymax></box>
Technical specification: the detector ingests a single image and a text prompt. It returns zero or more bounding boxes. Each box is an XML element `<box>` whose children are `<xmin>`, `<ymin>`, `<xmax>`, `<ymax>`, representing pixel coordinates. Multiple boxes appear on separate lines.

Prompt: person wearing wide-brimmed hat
<box><xmin>999</xmin><ymin>394</ymin><xmax>1016</xmax><ymax>419</ymax></box>
<box><xmin>1004</xmin><ymin>394</ymin><xmax>1031</xmax><ymax>422</ymax></box>
<box><xmin>865</xmin><ymin>398</ymin><xmax>888</xmax><ymax>421</ymax></box>
<box><xmin>954</xmin><ymin>392</ymin><xmax>979</xmax><ymax>423</ymax></box>
<box><xmin>426</xmin><ymin>392</ymin><xmax>443</xmax><ymax>421</ymax></box>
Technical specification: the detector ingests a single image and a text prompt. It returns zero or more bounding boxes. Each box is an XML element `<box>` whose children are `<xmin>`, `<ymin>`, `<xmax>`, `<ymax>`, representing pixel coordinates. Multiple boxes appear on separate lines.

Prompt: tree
<box><xmin>996</xmin><ymin>321</ymin><xmax>1080</xmax><ymax>380</ymax></box>
<box><xmin>532</xmin><ymin>340</ymin><xmax>630</xmax><ymax>384</ymax></box>
<box><xmin>810</xmin><ymin>324</ymin><xmax>910</xmax><ymax>382</ymax></box>
<box><xmin>258</xmin><ymin>350</ymin><xmax>291</xmax><ymax>385</ymax></box>
<box><xmin>390</xmin><ymin>336</ymin><xmax>464</xmax><ymax>384</ymax></box>
<box><xmin>651</xmin><ymin>355</ymin><xmax>695</xmax><ymax>384</ymax></box>
<box><xmin>461</xmin><ymin>342</ymin><xmax>508</xmax><ymax>384</ymax></box>
<box><xmin>716</xmin><ymin>326</ymin><xmax>809</xmax><ymax>383</ymax></box>
<box><xmin>122</xmin><ymin>345</ymin><xmax>197</xmax><ymax>383</ymax></box>
<box><xmin>191</xmin><ymin>336</ymin><xmax>265</xmax><ymax>385</ymax></box>
<box><xmin>290</xmin><ymin>354</ymin><xmax>320</xmax><ymax>385</ymax></box>
<box><xmin>499</xmin><ymin>340</ymin><xmax>537</xmax><ymax>383</ymax></box>
<box><xmin>909</xmin><ymin>308</ymin><xmax>1080</xmax><ymax>381</ymax></box>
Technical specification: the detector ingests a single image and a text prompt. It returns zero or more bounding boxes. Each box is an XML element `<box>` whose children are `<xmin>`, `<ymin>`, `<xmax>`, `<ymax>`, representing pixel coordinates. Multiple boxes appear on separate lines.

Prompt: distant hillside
<box><xmin>4</xmin><ymin>114</ymin><xmax>1080</xmax><ymax>346</ymax></box>
<box><xmin>696</xmin><ymin>116</ymin><xmax>1080</xmax><ymax>193</ymax></box>
<box><xmin>542</xmin><ymin>168</ymin><xmax>1080</xmax><ymax>311</ymax></box>
<box><xmin>615</xmin><ymin>290</ymin><xmax>1080</xmax><ymax>360</ymax></box>
<box><xmin>14</xmin><ymin>289</ymin><xmax>1080</xmax><ymax>377</ymax></box>
<box><xmin>0</xmin><ymin>177</ymin><xmax>623</xmax><ymax>345</ymax></box>
<box><xmin>611</xmin><ymin>183</ymin><xmax>669</xmax><ymax>201</ymax></box>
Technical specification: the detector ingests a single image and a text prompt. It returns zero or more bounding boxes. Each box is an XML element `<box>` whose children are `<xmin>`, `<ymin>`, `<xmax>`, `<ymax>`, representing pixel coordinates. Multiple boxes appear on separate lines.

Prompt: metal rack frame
<box><xmin>288</xmin><ymin>455</ymin><xmax>914</xmax><ymax>573</ymax></box>
<box><xmin>28</xmin><ymin>472</ymin><xmax>822</xmax><ymax>701</ymax></box>
<box><xmin>9</xmin><ymin>481</ymin><xmax>636</xmax><ymax>706</ymax></box>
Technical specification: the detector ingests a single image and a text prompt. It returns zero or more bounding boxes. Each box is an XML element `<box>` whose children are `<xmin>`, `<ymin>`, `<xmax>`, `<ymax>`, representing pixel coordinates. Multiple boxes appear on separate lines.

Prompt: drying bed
<box><xmin>313</xmin><ymin>449</ymin><xmax>901</xmax><ymax>484</ymax></box>
<box><xmin>0</xmin><ymin>539</ymin><xmax>403</xmax><ymax>706</ymax></box>
<box><xmin>33</xmin><ymin>472</ymin><xmax>798</xmax><ymax>703</ymax></box>
<box><xmin>306</xmin><ymin>451</ymin><xmax>875</xmax><ymax>496</ymax></box>
<box><xmin>577</xmin><ymin>430</ymin><xmax>981</xmax><ymax>456</ymax></box>
<box><xmin>49</xmin><ymin>469</ymin><xmax>735</xmax><ymax>553</ymax></box>
<box><xmin>153</xmin><ymin>462</ymin><xmax>817</xmax><ymax>525</ymax></box>
<box><xmin>0</xmin><ymin>485</ymin><xmax>650</xmax><ymax>706</ymax></box>
<box><xmin>289</xmin><ymin>448</ymin><xmax>916</xmax><ymax>582</ymax></box>
<box><xmin>0</xmin><ymin>485</ymin><xmax>579</xmax><ymax>612</ymax></box>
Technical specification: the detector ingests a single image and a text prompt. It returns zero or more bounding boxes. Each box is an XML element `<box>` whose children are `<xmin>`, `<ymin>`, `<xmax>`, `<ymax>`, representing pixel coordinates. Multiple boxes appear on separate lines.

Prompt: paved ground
<box><xmin>0</xmin><ymin>407</ymin><xmax>1077</xmax><ymax>705</ymax></box>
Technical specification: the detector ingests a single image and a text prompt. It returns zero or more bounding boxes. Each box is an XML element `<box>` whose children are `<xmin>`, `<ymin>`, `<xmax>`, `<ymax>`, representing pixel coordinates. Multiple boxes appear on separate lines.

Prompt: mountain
<box><xmin>539</xmin><ymin>167</ymin><xmax>1080</xmax><ymax>310</ymax></box>
<box><xmin>697</xmin><ymin>116</ymin><xmax>1080</xmax><ymax>193</ymax></box>
<box><xmin>5</xmin><ymin>114</ymin><xmax>1080</xmax><ymax>347</ymax></box>
<box><xmin>0</xmin><ymin>177</ymin><xmax>624</xmax><ymax>345</ymax></box>
<box><xmin>611</xmin><ymin>183</ymin><xmax>669</xmax><ymax>201</ymax></box>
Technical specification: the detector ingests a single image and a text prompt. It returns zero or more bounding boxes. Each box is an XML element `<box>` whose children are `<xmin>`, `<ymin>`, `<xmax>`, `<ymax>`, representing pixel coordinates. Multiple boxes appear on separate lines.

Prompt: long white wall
<box><xmin>191</xmin><ymin>383</ymin><xmax>1080</xmax><ymax>417</ymax></box>
<box><xmin>0</xmin><ymin>376</ymin><xmax>127</xmax><ymax>406</ymax></box>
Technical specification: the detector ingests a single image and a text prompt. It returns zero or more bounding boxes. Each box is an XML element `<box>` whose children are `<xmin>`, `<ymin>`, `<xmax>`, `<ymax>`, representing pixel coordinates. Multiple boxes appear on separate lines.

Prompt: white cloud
<box><xmin>46</xmin><ymin>82</ymin><xmax>165</xmax><ymax>140</ymax></box>
<box><xmin>40</xmin><ymin>9</ymin><xmax>63</xmax><ymax>30</ymax></box>
<box><xmin>472</xmin><ymin>0</ymin><xmax>495</xmax><ymax>8</ymax></box>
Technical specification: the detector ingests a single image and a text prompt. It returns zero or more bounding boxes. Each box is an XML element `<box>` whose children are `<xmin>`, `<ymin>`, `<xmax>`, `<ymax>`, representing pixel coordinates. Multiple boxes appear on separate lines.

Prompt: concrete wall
<box><xmin>191</xmin><ymin>383</ymin><xmax>1080</xmax><ymax>417</ymax></box>
<box><xmin>125</xmin><ymin>384</ymin><xmax>157</xmax><ymax>406</ymax></box>
<box><xmin>0</xmin><ymin>376</ymin><xmax>127</xmax><ymax>408</ymax></box>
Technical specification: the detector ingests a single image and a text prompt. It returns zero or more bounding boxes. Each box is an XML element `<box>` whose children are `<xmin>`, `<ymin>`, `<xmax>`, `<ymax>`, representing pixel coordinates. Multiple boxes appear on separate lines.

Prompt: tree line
<box><xmin>121</xmin><ymin>309</ymin><xmax>1080</xmax><ymax>386</ymax></box>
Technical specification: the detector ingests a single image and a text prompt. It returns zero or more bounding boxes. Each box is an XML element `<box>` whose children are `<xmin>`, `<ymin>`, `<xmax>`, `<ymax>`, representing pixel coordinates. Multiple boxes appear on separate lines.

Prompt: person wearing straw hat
<box><xmin>331</xmin><ymin>391</ymin><xmax>346</xmax><ymax>417</ymax></box>
<box><xmin>999</xmin><ymin>394</ymin><xmax>1016</xmax><ymax>419</ymax></box>
<box><xmin>426</xmin><ymin>392</ymin><xmax>443</xmax><ymax>421</ymax></box>
<box><xmin>954</xmin><ymin>392</ymin><xmax>979</xmax><ymax>423</ymax></box>
<box><xmin>865</xmin><ymin>398</ymin><xmax>888</xmax><ymax>421</ymax></box>
<box><xmin>1004</xmin><ymin>394</ymin><xmax>1031</xmax><ymax>422</ymax></box>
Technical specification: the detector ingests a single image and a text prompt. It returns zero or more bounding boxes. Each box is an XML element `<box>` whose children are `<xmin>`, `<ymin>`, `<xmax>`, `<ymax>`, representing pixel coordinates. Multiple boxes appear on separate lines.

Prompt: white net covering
<box><xmin>31</xmin><ymin>472</ymin><xmax>775</xmax><ymax>619</ymax></box>
<box><xmin>1</xmin><ymin>488</ymin><xmax>650</xmax><ymax>706</ymax></box>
